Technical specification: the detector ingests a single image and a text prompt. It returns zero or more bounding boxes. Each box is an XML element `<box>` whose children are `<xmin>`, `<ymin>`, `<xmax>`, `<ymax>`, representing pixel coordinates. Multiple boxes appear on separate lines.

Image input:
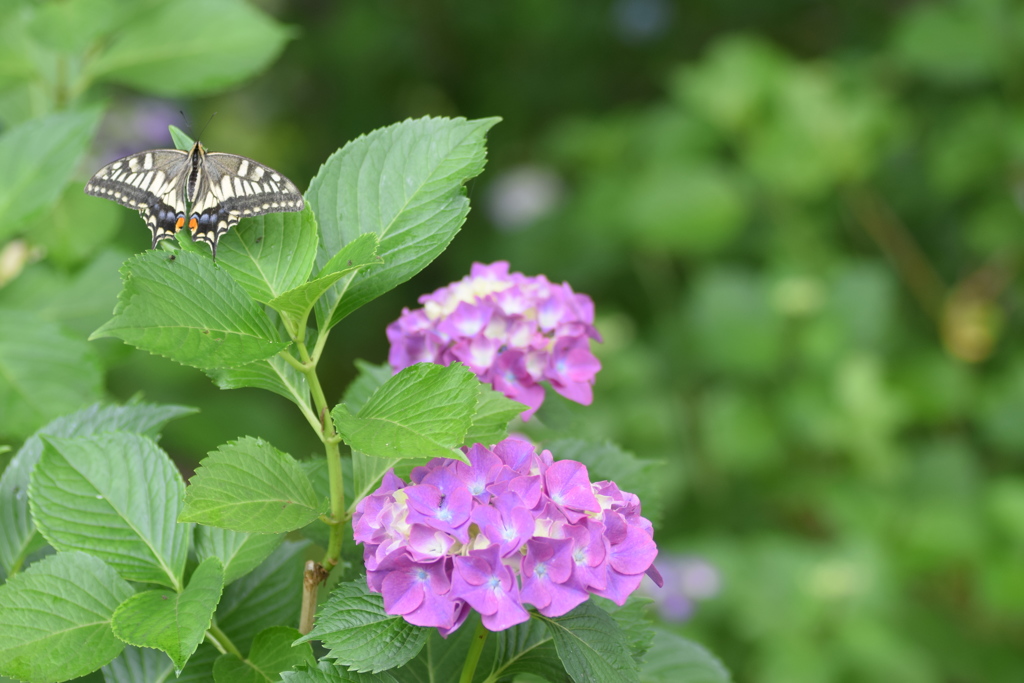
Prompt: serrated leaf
<box><xmin>180</xmin><ymin>437</ymin><xmax>326</xmax><ymax>533</ymax></box>
<box><xmin>541</xmin><ymin>600</ymin><xmax>639</xmax><ymax>683</ymax></box>
<box><xmin>30</xmin><ymin>432</ymin><xmax>191</xmax><ymax>588</ymax></box>
<box><xmin>269</xmin><ymin>233</ymin><xmax>381</xmax><ymax>332</ymax></box>
<box><xmin>282</xmin><ymin>662</ymin><xmax>400</xmax><ymax>683</ymax></box>
<box><xmin>475</xmin><ymin>616</ymin><xmax>565</xmax><ymax>683</ymax></box>
<box><xmin>640</xmin><ymin>630</ymin><xmax>731</xmax><ymax>683</ymax></box>
<box><xmin>332</xmin><ymin>363</ymin><xmax>479</xmax><ymax>463</ymax></box>
<box><xmin>213</xmin><ymin>626</ymin><xmax>314</xmax><ymax>682</ymax></box>
<box><xmin>92</xmin><ymin>250</ymin><xmax>289</xmax><ymax>370</ymax></box>
<box><xmin>194</xmin><ymin>525</ymin><xmax>284</xmax><ymax>585</ymax></box>
<box><xmin>0</xmin><ymin>551</ymin><xmax>134</xmax><ymax>683</ymax></box>
<box><xmin>217</xmin><ymin>205</ymin><xmax>320</xmax><ymax>305</ymax></box>
<box><xmin>86</xmin><ymin>0</ymin><xmax>292</xmax><ymax>97</ymax></box>
<box><xmin>209</xmin><ymin>354</ymin><xmax>311</xmax><ymax>410</ymax></box>
<box><xmin>112</xmin><ymin>557</ymin><xmax>225</xmax><ymax>674</ymax></box>
<box><xmin>464</xmin><ymin>385</ymin><xmax>526</xmax><ymax>448</ymax></box>
<box><xmin>307</xmin><ymin>116</ymin><xmax>500</xmax><ymax>329</ymax></box>
<box><xmin>0</xmin><ymin>309</ymin><xmax>103</xmax><ymax>441</ymax></box>
<box><xmin>216</xmin><ymin>540</ymin><xmax>310</xmax><ymax>653</ymax></box>
<box><xmin>547</xmin><ymin>439</ymin><xmax>664</xmax><ymax>526</ymax></box>
<box><xmin>0</xmin><ymin>402</ymin><xmax>194</xmax><ymax>576</ymax></box>
<box><xmin>102</xmin><ymin>645</ymin><xmax>176</xmax><ymax>683</ymax></box>
<box><xmin>596</xmin><ymin>596</ymin><xmax>655</xmax><ymax>664</ymax></box>
<box><xmin>0</xmin><ymin>107</ymin><xmax>102</xmax><ymax>238</ymax></box>
<box><xmin>296</xmin><ymin>579</ymin><xmax>428</xmax><ymax>673</ymax></box>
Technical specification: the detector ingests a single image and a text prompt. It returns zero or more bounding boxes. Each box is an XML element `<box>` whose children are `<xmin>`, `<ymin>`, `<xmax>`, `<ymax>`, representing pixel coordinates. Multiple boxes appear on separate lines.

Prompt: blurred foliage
<box><xmin>1</xmin><ymin>0</ymin><xmax>1023</xmax><ymax>681</ymax></box>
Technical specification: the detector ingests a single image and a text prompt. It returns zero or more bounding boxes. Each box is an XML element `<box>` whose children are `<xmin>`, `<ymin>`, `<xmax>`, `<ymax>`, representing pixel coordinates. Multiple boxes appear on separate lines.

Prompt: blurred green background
<box><xmin>2</xmin><ymin>0</ymin><xmax>1024</xmax><ymax>681</ymax></box>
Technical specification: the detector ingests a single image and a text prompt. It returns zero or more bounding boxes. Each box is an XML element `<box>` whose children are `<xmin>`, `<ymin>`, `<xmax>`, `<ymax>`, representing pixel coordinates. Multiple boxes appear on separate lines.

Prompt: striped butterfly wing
<box><xmin>84</xmin><ymin>150</ymin><xmax>191</xmax><ymax>247</ymax></box>
<box><xmin>189</xmin><ymin>152</ymin><xmax>305</xmax><ymax>255</ymax></box>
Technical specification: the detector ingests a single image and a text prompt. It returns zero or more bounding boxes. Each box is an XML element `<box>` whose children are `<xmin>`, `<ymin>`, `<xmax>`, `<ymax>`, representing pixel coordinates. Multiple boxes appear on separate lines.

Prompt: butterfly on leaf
<box><xmin>84</xmin><ymin>141</ymin><xmax>304</xmax><ymax>257</ymax></box>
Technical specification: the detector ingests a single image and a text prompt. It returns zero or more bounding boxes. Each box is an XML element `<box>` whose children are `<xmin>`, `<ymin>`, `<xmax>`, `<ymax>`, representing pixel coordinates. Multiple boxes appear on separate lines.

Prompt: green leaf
<box><xmin>307</xmin><ymin>116</ymin><xmax>500</xmax><ymax>329</ymax></box>
<box><xmin>342</xmin><ymin>361</ymin><xmax>393</xmax><ymax>413</ymax></box>
<box><xmin>180</xmin><ymin>436</ymin><xmax>326</xmax><ymax>533</ymax></box>
<box><xmin>91</xmin><ymin>250</ymin><xmax>289</xmax><ymax>370</ymax></box>
<box><xmin>332</xmin><ymin>363</ymin><xmax>480</xmax><ymax>463</ymax></box>
<box><xmin>217</xmin><ymin>205</ymin><xmax>320</xmax><ymax>305</ymax></box>
<box><xmin>344</xmin><ymin>362</ymin><xmax>408</xmax><ymax>505</ymax></box>
<box><xmin>449</xmin><ymin>615</ymin><xmax>565</xmax><ymax>683</ymax></box>
<box><xmin>596</xmin><ymin>596</ymin><xmax>656</xmax><ymax>664</ymax></box>
<box><xmin>169</xmin><ymin>125</ymin><xmax>195</xmax><ymax>151</ymax></box>
<box><xmin>546</xmin><ymin>439</ymin><xmax>664</xmax><ymax>526</ymax></box>
<box><xmin>282</xmin><ymin>662</ymin><xmax>400</xmax><ymax>683</ymax></box>
<box><xmin>0</xmin><ymin>107</ymin><xmax>102</xmax><ymax>238</ymax></box>
<box><xmin>209</xmin><ymin>354</ymin><xmax>311</xmax><ymax>410</ymax></box>
<box><xmin>0</xmin><ymin>310</ymin><xmax>103</xmax><ymax>440</ymax></box>
<box><xmin>86</xmin><ymin>0</ymin><xmax>293</xmax><ymax>97</ymax></box>
<box><xmin>463</xmin><ymin>385</ymin><xmax>526</xmax><ymax>447</ymax></box>
<box><xmin>0</xmin><ymin>551</ymin><xmax>134</xmax><ymax>683</ymax></box>
<box><xmin>640</xmin><ymin>630</ymin><xmax>731</xmax><ymax>683</ymax></box>
<box><xmin>296</xmin><ymin>579</ymin><xmax>428</xmax><ymax>673</ymax></box>
<box><xmin>194</xmin><ymin>525</ymin><xmax>284</xmax><ymax>585</ymax></box>
<box><xmin>212</xmin><ymin>626</ymin><xmax>314</xmax><ymax>682</ymax></box>
<box><xmin>102</xmin><ymin>645</ymin><xmax>176</xmax><ymax>683</ymax></box>
<box><xmin>216</xmin><ymin>540</ymin><xmax>310</xmax><ymax>653</ymax></box>
<box><xmin>268</xmin><ymin>233</ymin><xmax>382</xmax><ymax>333</ymax></box>
<box><xmin>27</xmin><ymin>0</ymin><xmax>151</xmax><ymax>54</ymax></box>
<box><xmin>541</xmin><ymin>600</ymin><xmax>639</xmax><ymax>683</ymax></box>
<box><xmin>30</xmin><ymin>432</ymin><xmax>192</xmax><ymax>589</ymax></box>
<box><xmin>0</xmin><ymin>402</ymin><xmax>194</xmax><ymax>576</ymax></box>
<box><xmin>112</xmin><ymin>557</ymin><xmax>225</xmax><ymax>675</ymax></box>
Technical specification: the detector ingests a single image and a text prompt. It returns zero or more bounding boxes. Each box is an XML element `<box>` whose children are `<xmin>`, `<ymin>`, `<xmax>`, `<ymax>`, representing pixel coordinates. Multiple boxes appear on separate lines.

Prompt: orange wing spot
<box><xmin>188</xmin><ymin>217</ymin><xmax>198</xmax><ymax>233</ymax></box>
<box><xmin>174</xmin><ymin>215</ymin><xmax>185</xmax><ymax>231</ymax></box>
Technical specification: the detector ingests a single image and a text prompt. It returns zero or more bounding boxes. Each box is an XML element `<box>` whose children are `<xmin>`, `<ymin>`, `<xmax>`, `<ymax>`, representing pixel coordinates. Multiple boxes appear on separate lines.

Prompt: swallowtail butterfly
<box><xmin>84</xmin><ymin>142</ymin><xmax>304</xmax><ymax>257</ymax></box>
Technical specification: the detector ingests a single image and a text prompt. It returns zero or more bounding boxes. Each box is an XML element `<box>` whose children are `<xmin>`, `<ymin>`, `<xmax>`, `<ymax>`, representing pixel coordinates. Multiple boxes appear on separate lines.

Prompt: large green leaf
<box><xmin>112</xmin><ymin>557</ymin><xmax>225</xmax><ymax>675</ymax></box>
<box><xmin>0</xmin><ymin>107</ymin><xmax>102</xmax><ymax>237</ymax></box>
<box><xmin>86</xmin><ymin>0</ymin><xmax>293</xmax><ymax>97</ymax></box>
<box><xmin>91</xmin><ymin>250</ymin><xmax>289</xmax><ymax>370</ymax></box>
<box><xmin>296</xmin><ymin>579</ymin><xmax>428</xmax><ymax>673</ymax></box>
<box><xmin>30</xmin><ymin>432</ymin><xmax>192</xmax><ymax>589</ymax></box>
<box><xmin>541</xmin><ymin>600</ymin><xmax>639</xmax><ymax>683</ymax></box>
<box><xmin>281</xmin><ymin>662</ymin><xmax>400</xmax><ymax>682</ymax></box>
<box><xmin>217</xmin><ymin>206</ymin><xmax>320</xmax><ymax>306</ymax></box>
<box><xmin>194</xmin><ymin>525</ymin><xmax>284</xmax><ymax>585</ymax></box>
<box><xmin>268</xmin><ymin>233</ymin><xmax>382</xmax><ymax>334</ymax></box>
<box><xmin>307</xmin><ymin>116</ymin><xmax>500</xmax><ymax>329</ymax></box>
<box><xmin>0</xmin><ymin>402</ymin><xmax>194</xmax><ymax>576</ymax></box>
<box><xmin>331</xmin><ymin>363</ymin><xmax>479</xmax><ymax>463</ymax></box>
<box><xmin>209</xmin><ymin>354</ymin><xmax>310</xmax><ymax>410</ymax></box>
<box><xmin>101</xmin><ymin>645</ymin><xmax>176</xmax><ymax>683</ymax></box>
<box><xmin>216</xmin><ymin>540</ymin><xmax>310</xmax><ymax>653</ymax></box>
<box><xmin>473</xmin><ymin>617</ymin><xmax>565</xmax><ymax>683</ymax></box>
<box><xmin>180</xmin><ymin>436</ymin><xmax>326</xmax><ymax>533</ymax></box>
<box><xmin>212</xmin><ymin>626</ymin><xmax>314</xmax><ymax>682</ymax></box>
<box><xmin>640</xmin><ymin>630</ymin><xmax>732</xmax><ymax>683</ymax></box>
<box><xmin>0</xmin><ymin>310</ymin><xmax>103</xmax><ymax>440</ymax></box>
<box><xmin>463</xmin><ymin>385</ymin><xmax>526</xmax><ymax>448</ymax></box>
<box><xmin>0</xmin><ymin>551</ymin><xmax>134</xmax><ymax>683</ymax></box>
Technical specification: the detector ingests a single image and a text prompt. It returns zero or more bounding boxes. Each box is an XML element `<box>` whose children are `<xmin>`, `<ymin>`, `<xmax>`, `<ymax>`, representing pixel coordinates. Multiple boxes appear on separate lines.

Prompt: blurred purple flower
<box><xmin>352</xmin><ymin>438</ymin><xmax>661</xmax><ymax>635</ymax></box>
<box><xmin>387</xmin><ymin>262</ymin><xmax>602</xmax><ymax>420</ymax></box>
<box><xmin>639</xmin><ymin>554</ymin><xmax>721</xmax><ymax>622</ymax></box>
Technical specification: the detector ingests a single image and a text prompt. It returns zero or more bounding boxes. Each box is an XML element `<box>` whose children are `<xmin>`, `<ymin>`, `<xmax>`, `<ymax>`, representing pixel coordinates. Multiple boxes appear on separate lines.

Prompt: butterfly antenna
<box><xmin>196</xmin><ymin>112</ymin><xmax>217</xmax><ymax>144</ymax></box>
<box><xmin>179</xmin><ymin>110</ymin><xmax>193</xmax><ymax>137</ymax></box>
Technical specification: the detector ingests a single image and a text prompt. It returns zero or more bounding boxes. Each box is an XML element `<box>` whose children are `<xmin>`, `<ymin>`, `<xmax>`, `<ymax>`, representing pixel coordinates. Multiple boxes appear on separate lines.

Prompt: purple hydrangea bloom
<box><xmin>352</xmin><ymin>438</ymin><xmax>661</xmax><ymax>635</ymax></box>
<box><xmin>387</xmin><ymin>262</ymin><xmax>602</xmax><ymax>419</ymax></box>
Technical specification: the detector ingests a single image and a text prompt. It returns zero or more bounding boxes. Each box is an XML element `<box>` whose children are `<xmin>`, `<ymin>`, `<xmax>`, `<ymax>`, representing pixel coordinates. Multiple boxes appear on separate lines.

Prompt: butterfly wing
<box><xmin>84</xmin><ymin>149</ymin><xmax>191</xmax><ymax>248</ymax></box>
<box><xmin>189</xmin><ymin>152</ymin><xmax>305</xmax><ymax>255</ymax></box>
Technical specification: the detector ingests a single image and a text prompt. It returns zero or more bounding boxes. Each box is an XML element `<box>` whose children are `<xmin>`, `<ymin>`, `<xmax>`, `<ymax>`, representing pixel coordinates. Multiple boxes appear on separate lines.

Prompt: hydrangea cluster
<box><xmin>387</xmin><ymin>261</ymin><xmax>602</xmax><ymax>419</ymax></box>
<box><xmin>353</xmin><ymin>438</ymin><xmax>661</xmax><ymax>634</ymax></box>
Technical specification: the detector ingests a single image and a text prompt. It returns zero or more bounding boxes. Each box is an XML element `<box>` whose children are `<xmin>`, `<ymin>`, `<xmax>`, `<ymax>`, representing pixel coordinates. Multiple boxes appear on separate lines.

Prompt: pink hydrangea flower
<box><xmin>387</xmin><ymin>262</ymin><xmax>602</xmax><ymax>419</ymax></box>
<box><xmin>352</xmin><ymin>438</ymin><xmax>662</xmax><ymax>634</ymax></box>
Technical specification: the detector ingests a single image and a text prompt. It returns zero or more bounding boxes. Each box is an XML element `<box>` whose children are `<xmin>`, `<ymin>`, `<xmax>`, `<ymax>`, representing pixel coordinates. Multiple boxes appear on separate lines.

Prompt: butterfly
<box><xmin>84</xmin><ymin>141</ymin><xmax>304</xmax><ymax>257</ymax></box>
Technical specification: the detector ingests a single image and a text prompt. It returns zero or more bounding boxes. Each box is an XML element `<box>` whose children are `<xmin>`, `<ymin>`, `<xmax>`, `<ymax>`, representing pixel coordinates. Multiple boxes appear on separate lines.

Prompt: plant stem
<box><xmin>293</xmin><ymin>336</ymin><xmax>346</xmax><ymax>570</ymax></box>
<box><xmin>205</xmin><ymin>621</ymin><xmax>242</xmax><ymax>658</ymax></box>
<box><xmin>459</xmin><ymin>619</ymin><xmax>489</xmax><ymax>683</ymax></box>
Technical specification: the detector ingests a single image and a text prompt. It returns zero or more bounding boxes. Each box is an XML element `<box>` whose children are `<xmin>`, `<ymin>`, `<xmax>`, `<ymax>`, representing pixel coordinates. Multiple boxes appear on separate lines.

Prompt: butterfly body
<box><xmin>85</xmin><ymin>142</ymin><xmax>304</xmax><ymax>256</ymax></box>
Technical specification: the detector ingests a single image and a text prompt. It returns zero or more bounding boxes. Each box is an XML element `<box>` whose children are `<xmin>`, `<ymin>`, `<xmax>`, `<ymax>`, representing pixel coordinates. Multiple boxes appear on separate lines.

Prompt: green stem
<box><xmin>459</xmin><ymin>620</ymin><xmax>489</xmax><ymax>683</ymax></box>
<box><xmin>293</xmin><ymin>337</ymin><xmax>346</xmax><ymax>570</ymax></box>
<box><xmin>205</xmin><ymin>621</ymin><xmax>242</xmax><ymax>658</ymax></box>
